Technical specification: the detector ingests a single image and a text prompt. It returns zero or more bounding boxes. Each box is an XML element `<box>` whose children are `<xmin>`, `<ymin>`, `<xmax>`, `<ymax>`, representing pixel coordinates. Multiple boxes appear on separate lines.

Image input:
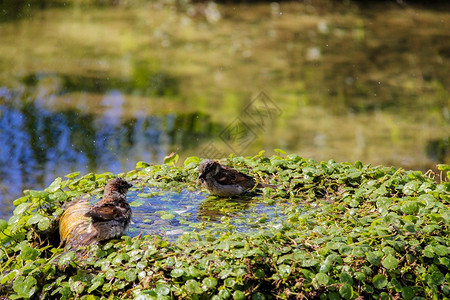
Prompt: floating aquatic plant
<box><xmin>0</xmin><ymin>154</ymin><xmax>448</xmax><ymax>299</ymax></box>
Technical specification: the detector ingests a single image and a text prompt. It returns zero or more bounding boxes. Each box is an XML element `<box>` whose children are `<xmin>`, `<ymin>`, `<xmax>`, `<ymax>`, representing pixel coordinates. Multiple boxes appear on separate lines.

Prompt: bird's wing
<box><xmin>214</xmin><ymin>165</ymin><xmax>255</xmax><ymax>186</ymax></box>
<box><xmin>85</xmin><ymin>201</ymin><xmax>127</xmax><ymax>222</ymax></box>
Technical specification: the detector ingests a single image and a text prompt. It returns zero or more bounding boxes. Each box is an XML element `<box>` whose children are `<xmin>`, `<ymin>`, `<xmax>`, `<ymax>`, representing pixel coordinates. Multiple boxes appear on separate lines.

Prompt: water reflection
<box><xmin>0</xmin><ymin>87</ymin><xmax>219</xmax><ymax>217</ymax></box>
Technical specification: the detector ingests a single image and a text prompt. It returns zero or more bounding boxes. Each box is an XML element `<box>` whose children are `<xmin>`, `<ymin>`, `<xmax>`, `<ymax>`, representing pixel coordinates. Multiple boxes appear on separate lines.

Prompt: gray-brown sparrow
<box><xmin>59</xmin><ymin>178</ymin><xmax>133</xmax><ymax>248</ymax></box>
<box><xmin>198</xmin><ymin>159</ymin><xmax>276</xmax><ymax>197</ymax></box>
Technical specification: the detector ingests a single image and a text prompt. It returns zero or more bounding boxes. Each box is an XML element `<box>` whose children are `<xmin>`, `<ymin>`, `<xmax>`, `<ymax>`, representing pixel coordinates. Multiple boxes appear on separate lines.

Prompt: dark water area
<box><xmin>0</xmin><ymin>0</ymin><xmax>449</xmax><ymax>218</ymax></box>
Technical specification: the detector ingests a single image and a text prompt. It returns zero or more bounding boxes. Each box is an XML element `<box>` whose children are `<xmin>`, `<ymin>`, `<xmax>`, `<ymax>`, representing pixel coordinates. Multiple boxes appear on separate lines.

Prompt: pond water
<box><xmin>0</xmin><ymin>1</ymin><xmax>449</xmax><ymax>218</ymax></box>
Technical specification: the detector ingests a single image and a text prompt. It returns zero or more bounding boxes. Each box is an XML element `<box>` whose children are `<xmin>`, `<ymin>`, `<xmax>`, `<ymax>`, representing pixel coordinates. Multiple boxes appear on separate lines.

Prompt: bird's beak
<box><xmin>127</xmin><ymin>182</ymin><xmax>133</xmax><ymax>189</ymax></box>
<box><xmin>198</xmin><ymin>172</ymin><xmax>205</xmax><ymax>180</ymax></box>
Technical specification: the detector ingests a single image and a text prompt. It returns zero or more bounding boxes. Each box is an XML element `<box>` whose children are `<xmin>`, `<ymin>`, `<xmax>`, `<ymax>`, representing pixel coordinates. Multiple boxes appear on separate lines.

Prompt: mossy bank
<box><xmin>0</xmin><ymin>153</ymin><xmax>449</xmax><ymax>299</ymax></box>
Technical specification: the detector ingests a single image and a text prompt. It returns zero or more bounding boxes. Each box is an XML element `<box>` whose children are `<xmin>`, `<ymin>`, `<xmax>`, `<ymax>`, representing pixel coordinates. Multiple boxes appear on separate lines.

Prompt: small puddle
<box><xmin>114</xmin><ymin>187</ymin><xmax>285</xmax><ymax>240</ymax></box>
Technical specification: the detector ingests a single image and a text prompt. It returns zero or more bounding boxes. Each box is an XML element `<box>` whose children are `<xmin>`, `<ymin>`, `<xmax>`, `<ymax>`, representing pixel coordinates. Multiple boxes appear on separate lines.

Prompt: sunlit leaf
<box><xmin>382</xmin><ymin>254</ymin><xmax>399</xmax><ymax>270</ymax></box>
<box><xmin>164</xmin><ymin>152</ymin><xmax>179</xmax><ymax>166</ymax></box>
<box><xmin>129</xmin><ymin>200</ymin><xmax>145</xmax><ymax>207</ymax></box>
<box><xmin>65</xmin><ymin>171</ymin><xmax>80</xmax><ymax>179</ymax></box>
<box><xmin>45</xmin><ymin>177</ymin><xmax>62</xmax><ymax>193</ymax></box>
<box><xmin>13</xmin><ymin>276</ymin><xmax>37</xmax><ymax>299</ymax></box>
<box><xmin>315</xmin><ymin>273</ymin><xmax>329</xmax><ymax>286</ymax></box>
<box><xmin>136</xmin><ymin>161</ymin><xmax>150</xmax><ymax>169</ymax></box>
<box><xmin>0</xmin><ymin>219</ymin><xmax>7</xmax><ymax>232</ymax></box>
<box><xmin>184</xmin><ymin>156</ymin><xmax>201</xmax><ymax>166</ymax></box>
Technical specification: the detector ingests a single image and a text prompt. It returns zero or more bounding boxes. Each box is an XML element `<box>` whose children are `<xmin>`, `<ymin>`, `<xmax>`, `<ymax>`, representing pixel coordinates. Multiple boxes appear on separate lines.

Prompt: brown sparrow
<box><xmin>59</xmin><ymin>178</ymin><xmax>133</xmax><ymax>248</ymax></box>
<box><xmin>198</xmin><ymin>159</ymin><xmax>276</xmax><ymax>197</ymax></box>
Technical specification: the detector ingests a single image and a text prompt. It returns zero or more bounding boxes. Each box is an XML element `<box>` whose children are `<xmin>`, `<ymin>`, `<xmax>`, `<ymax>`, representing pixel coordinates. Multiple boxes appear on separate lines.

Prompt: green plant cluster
<box><xmin>0</xmin><ymin>153</ymin><xmax>449</xmax><ymax>299</ymax></box>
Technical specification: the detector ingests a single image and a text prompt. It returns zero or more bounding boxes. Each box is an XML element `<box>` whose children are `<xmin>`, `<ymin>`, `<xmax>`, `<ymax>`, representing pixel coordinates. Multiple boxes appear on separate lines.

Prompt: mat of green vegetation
<box><xmin>0</xmin><ymin>152</ymin><xmax>449</xmax><ymax>299</ymax></box>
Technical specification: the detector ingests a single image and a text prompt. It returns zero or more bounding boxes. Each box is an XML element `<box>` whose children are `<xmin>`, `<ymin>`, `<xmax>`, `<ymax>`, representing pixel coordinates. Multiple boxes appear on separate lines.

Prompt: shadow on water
<box><xmin>22</xmin><ymin>69</ymin><xmax>179</xmax><ymax>97</ymax></box>
<box><xmin>426</xmin><ymin>137</ymin><xmax>450</xmax><ymax>164</ymax></box>
<box><xmin>0</xmin><ymin>87</ymin><xmax>222</xmax><ymax>218</ymax></box>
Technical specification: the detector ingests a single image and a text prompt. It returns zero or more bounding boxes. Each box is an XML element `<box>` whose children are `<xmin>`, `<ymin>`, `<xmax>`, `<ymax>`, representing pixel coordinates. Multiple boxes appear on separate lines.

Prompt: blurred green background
<box><xmin>0</xmin><ymin>0</ymin><xmax>449</xmax><ymax>216</ymax></box>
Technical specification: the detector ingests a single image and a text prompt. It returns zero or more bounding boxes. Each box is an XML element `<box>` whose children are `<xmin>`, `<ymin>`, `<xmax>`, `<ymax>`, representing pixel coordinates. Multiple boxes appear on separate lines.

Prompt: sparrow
<box><xmin>198</xmin><ymin>159</ymin><xmax>276</xmax><ymax>197</ymax></box>
<box><xmin>59</xmin><ymin>177</ymin><xmax>133</xmax><ymax>248</ymax></box>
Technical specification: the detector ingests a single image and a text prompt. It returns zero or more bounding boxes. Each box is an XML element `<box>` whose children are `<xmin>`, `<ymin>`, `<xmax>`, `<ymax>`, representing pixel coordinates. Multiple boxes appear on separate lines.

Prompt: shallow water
<box><xmin>128</xmin><ymin>188</ymin><xmax>206</xmax><ymax>239</ymax></box>
<box><xmin>0</xmin><ymin>1</ymin><xmax>449</xmax><ymax>218</ymax></box>
<box><xmin>118</xmin><ymin>188</ymin><xmax>282</xmax><ymax>240</ymax></box>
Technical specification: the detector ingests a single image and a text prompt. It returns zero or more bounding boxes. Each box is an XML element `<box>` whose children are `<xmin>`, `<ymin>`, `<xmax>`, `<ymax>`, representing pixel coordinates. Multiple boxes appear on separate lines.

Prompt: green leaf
<box><xmin>233</xmin><ymin>290</ymin><xmax>245</xmax><ymax>300</ymax></box>
<box><xmin>129</xmin><ymin>200</ymin><xmax>145</xmax><ymax>207</ymax></box>
<box><xmin>29</xmin><ymin>190</ymin><xmax>49</xmax><ymax>199</ymax></box>
<box><xmin>339</xmin><ymin>283</ymin><xmax>353</xmax><ymax>299</ymax></box>
<box><xmin>254</xmin><ymin>269</ymin><xmax>265</xmax><ymax>279</ymax></box>
<box><xmin>382</xmin><ymin>254</ymin><xmax>399</xmax><ymax>269</ymax></box>
<box><xmin>21</xmin><ymin>245</ymin><xmax>39</xmax><ymax>260</ymax></box>
<box><xmin>155</xmin><ymin>284</ymin><xmax>170</xmax><ymax>295</ymax></box>
<box><xmin>164</xmin><ymin>153</ymin><xmax>179</xmax><ymax>165</ymax></box>
<box><xmin>0</xmin><ymin>219</ymin><xmax>7</xmax><ymax>232</ymax></box>
<box><xmin>373</xmin><ymin>274</ymin><xmax>387</xmax><ymax>289</ymax></box>
<box><xmin>354</xmin><ymin>272</ymin><xmax>366</xmax><ymax>281</ymax></box>
<box><xmin>274</xmin><ymin>149</ymin><xmax>287</xmax><ymax>154</ymax></box>
<box><xmin>136</xmin><ymin>161</ymin><xmax>150</xmax><ymax>169</ymax></box>
<box><xmin>224</xmin><ymin>277</ymin><xmax>236</xmax><ymax>288</ymax></box>
<box><xmin>401</xmin><ymin>286</ymin><xmax>415</xmax><ymax>300</ymax></box>
<box><xmin>13</xmin><ymin>276</ymin><xmax>37</xmax><ymax>298</ymax></box>
<box><xmin>0</xmin><ymin>270</ymin><xmax>19</xmax><ymax>285</ymax></box>
<box><xmin>432</xmin><ymin>245</ymin><xmax>449</xmax><ymax>256</ymax></box>
<box><xmin>185</xmin><ymin>279</ymin><xmax>202</xmax><ymax>294</ymax></box>
<box><xmin>161</xmin><ymin>213</ymin><xmax>176</xmax><ymax>220</ymax></box>
<box><xmin>171</xmin><ymin>268</ymin><xmax>184</xmax><ymax>278</ymax></box>
<box><xmin>58</xmin><ymin>251</ymin><xmax>75</xmax><ymax>267</ymax></box>
<box><xmin>339</xmin><ymin>272</ymin><xmax>353</xmax><ymax>285</ymax></box>
<box><xmin>251</xmin><ymin>292</ymin><xmax>265</xmax><ymax>300</ymax></box>
<box><xmin>14</xmin><ymin>203</ymin><xmax>31</xmax><ymax>216</ymax></box>
<box><xmin>26</xmin><ymin>214</ymin><xmax>44</xmax><ymax>225</ymax></box>
<box><xmin>439</xmin><ymin>257</ymin><xmax>450</xmax><ymax>268</ymax></box>
<box><xmin>423</xmin><ymin>224</ymin><xmax>440</xmax><ymax>234</ymax></box>
<box><xmin>437</xmin><ymin>164</ymin><xmax>450</xmax><ymax>171</ymax></box>
<box><xmin>404</xmin><ymin>223</ymin><xmax>416</xmax><ymax>233</ymax></box>
<box><xmin>45</xmin><ymin>177</ymin><xmax>62</xmax><ymax>193</ymax></box>
<box><xmin>184</xmin><ymin>156</ymin><xmax>201</xmax><ymax>166</ymax></box>
<box><xmin>278</xmin><ymin>264</ymin><xmax>291</xmax><ymax>279</ymax></box>
<box><xmin>423</xmin><ymin>245</ymin><xmax>435</xmax><ymax>258</ymax></box>
<box><xmin>38</xmin><ymin>217</ymin><xmax>51</xmax><ymax>231</ymax></box>
<box><xmin>403</xmin><ymin>181</ymin><xmax>420</xmax><ymax>195</ymax></box>
<box><xmin>253</xmin><ymin>150</ymin><xmax>266</xmax><ymax>158</ymax></box>
<box><xmin>87</xmin><ymin>276</ymin><xmax>104</xmax><ymax>293</ymax></box>
<box><xmin>13</xmin><ymin>196</ymin><xmax>30</xmax><ymax>207</ymax></box>
<box><xmin>124</xmin><ymin>269</ymin><xmax>137</xmax><ymax>282</ymax></box>
<box><xmin>426</xmin><ymin>271</ymin><xmax>444</xmax><ymax>286</ymax></box>
<box><xmin>218</xmin><ymin>289</ymin><xmax>231</xmax><ymax>299</ymax></box>
<box><xmin>202</xmin><ymin>277</ymin><xmax>218</xmax><ymax>289</ymax></box>
<box><xmin>188</xmin><ymin>266</ymin><xmax>201</xmax><ymax>278</ymax></box>
<box><xmin>65</xmin><ymin>171</ymin><xmax>80</xmax><ymax>179</ymax></box>
<box><xmin>366</xmin><ymin>251</ymin><xmax>382</xmax><ymax>266</ymax></box>
<box><xmin>315</xmin><ymin>273</ymin><xmax>329</xmax><ymax>286</ymax></box>
<box><xmin>400</xmin><ymin>201</ymin><xmax>419</xmax><ymax>215</ymax></box>
<box><xmin>69</xmin><ymin>280</ymin><xmax>85</xmax><ymax>294</ymax></box>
